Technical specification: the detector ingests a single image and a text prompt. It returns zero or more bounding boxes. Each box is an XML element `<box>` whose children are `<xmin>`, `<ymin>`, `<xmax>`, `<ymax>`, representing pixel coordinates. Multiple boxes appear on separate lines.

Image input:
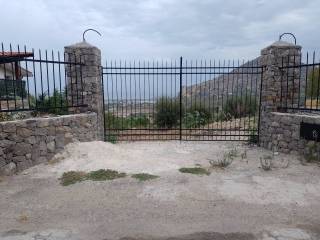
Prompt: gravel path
<box><xmin>0</xmin><ymin>141</ymin><xmax>320</xmax><ymax>240</ymax></box>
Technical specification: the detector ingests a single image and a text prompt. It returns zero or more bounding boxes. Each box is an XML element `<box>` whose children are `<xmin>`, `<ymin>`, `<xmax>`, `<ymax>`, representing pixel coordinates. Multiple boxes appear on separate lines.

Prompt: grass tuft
<box><xmin>179</xmin><ymin>167</ymin><xmax>210</xmax><ymax>176</ymax></box>
<box><xmin>87</xmin><ymin>169</ymin><xmax>126</xmax><ymax>181</ymax></box>
<box><xmin>60</xmin><ymin>171</ymin><xmax>86</xmax><ymax>186</ymax></box>
<box><xmin>106</xmin><ymin>135</ymin><xmax>117</xmax><ymax>144</ymax></box>
<box><xmin>60</xmin><ymin>169</ymin><xmax>127</xmax><ymax>186</ymax></box>
<box><xmin>132</xmin><ymin>173</ymin><xmax>159</xmax><ymax>181</ymax></box>
<box><xmin>17</xmin><ymin>214</ymin><xmax>29</xmax><ymax>223</ymax></box>
<box><xmin>260</xmin><ymin>155</ymin><xmax>272</xmax><ymax>171</ymax></box>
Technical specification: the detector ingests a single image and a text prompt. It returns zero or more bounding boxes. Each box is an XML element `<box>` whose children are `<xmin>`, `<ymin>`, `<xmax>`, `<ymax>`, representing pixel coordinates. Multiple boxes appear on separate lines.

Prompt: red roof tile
<box><xmin>0</xmin><ymin>52</ymin><xmax>34</xmax><ymax>58</ymax></box>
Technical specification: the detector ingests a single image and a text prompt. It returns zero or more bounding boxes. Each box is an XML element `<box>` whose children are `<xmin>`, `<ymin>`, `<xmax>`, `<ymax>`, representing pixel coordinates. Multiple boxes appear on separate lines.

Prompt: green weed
<box><xmin>179</xmin><ymin>167</ymin><xmax>210</xmax><ymax>176</ymax></box>
<box><xmin>131</xmin><ymin>173</ymin><xmax>159</xmax><ymax>181</ymax></box>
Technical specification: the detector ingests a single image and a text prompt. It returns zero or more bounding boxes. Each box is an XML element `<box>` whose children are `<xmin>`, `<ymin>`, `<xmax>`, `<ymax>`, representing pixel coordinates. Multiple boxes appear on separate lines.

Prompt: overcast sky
<box><xmin>1</xmin><ymin>0</ymin><xmax>320</xmax><ymax>61</ymax></box>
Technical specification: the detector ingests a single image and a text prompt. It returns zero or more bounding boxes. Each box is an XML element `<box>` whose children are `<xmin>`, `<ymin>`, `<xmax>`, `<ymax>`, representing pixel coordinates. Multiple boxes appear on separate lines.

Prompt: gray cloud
<box><xmin>0</xmin><ymin>0</ymin><xmax>319</xmax><ymax>60</ymax></box>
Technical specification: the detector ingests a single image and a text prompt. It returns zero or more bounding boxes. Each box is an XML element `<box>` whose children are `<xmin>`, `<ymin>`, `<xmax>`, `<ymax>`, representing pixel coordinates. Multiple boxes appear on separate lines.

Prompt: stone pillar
<box><xmin>259</xmin><ymin>41</ymin><xmax>302</xmax><ymax>149</ymax></box>
<box><xmin>64</xmin><ymin>41</ymin><xmax>104</xmax><ymax>141</ymax></box>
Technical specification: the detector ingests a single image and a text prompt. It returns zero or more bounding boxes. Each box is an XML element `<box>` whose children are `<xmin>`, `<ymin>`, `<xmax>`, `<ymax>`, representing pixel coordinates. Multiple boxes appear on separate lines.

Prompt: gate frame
<box><xmin>101</xmin><ymin>56</ymin><xmax>263</xmax><ymax>142</ymax></box>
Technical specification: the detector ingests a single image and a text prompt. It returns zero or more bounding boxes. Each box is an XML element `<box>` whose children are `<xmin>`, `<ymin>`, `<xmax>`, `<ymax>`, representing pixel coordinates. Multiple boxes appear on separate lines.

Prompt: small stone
<box><xmin>270</xmin><ymin>228</ymin><xmax>310</xmax><ymax>240</ymax></box>
<box><xmin>47</xmin><ymin>141</ymin><xmax>56</xmax><ymax>153</ymax></box>
<box><xmin>26</xmin><ymin>136</ymin><xmax>37</xmax><ymax>145</ymax></box>
<box><xmin>55</xmin><ymin>135</ymin><xmax>65</xmax><ymax>149</ymax></box>
<box><xmin>56</xmin><ymin>127</ymin><xmax>65</xmax><ymax>134</ymax></box>
<box><xmin>271</xmin><ymin>122</ymin><xmax>280</xmax><ymax>127</ymax></box>
<box><xmin>0</xmin><ymin>157</ymin><xmax>5</xmax><ymax>168</ymax></box>
<box><xmin>17</xmin><ymin>127</ymin><xmax>32</xmax><ymax>138</ymax></box>
<box><xmin>16</xmin><ymin>160</ymin><xmax>32</xmax><ymax>172</ymax></box>
<box><xmin>47</xmin><ymin>126</ymin><xmax>56</xmax><ymax>136</ymax></box>
<box><xmin>65</xmin><ymin>137</ymin><xmax>73</xmax><ymax>145</ymax></box>
<box><xmin>39</xmin><ymin>141</ymin><xmax>47</xmax><ymax>151</ymax></box>
<box><xmin>25</xmin><ymin>119</ymin><xmax>37</xmax><ymax>126</ymax></box>
<box><xmin>14</xmin><ymin>143</ymin><xmax>31</xmax><ymax>156</ymax></box>
<box><xmin>33</xmin><ymin>156</ymin><xmax>47</xmax><ymax>165</ymax></box>
<box><xmin>0</xmin><ymin>132</ymin><xmax>8</xmax><ymax>140</ymax></box>
<box><xmin>3</xmin><ymin>123</ymin><xmax>16</xmax><ymax>133</ymax></box>
<box><xmin>37</xmin><ymin>119</ymin><xmax>50</xmax><ymax>128</ymax></box>
<box><xmin>8</xmin><ymin>134</ymin><xmax>24</xmax><ymax>143</ymax></box>
<box><xmin>46</xmin><ymin>136</ymin><xmax>55</xmax><ymax>143</ymax></box>
<box><xmin>65</xmin><ymin>132</ymin><xmax>73</xmax><ymax>138</ymax></box>
<box><xmin>0</xmin><ymin>140</ymin><xmax>14</xmax><ymax>148</ymax></box>
<box><xmin>35</xmin><ymin>128</ymin><xmax>48</xmax><ymax>136</ymax></box>
<box><xmin>53</xmin><ymin>118</ymin><xmax>63</xmax><ymax>127</ymax></box>
<box><xmin>31</xmin><ymin>148</ymin><xmax>40</xmax><ymax>162</ymax></box>
<box><xmin>13</xmin><ymin>156</ymin><xmax>26</xmax><ymax>163</ymax></box>
<box><xmin>26</xmin><ymin>153</ymin><xmax>32</xmax><ymax>160</ymax></box>
<box><xmin>0</xmin><ymin>162</ymin><xmax>17</xmax><ymax>176</ymax></box>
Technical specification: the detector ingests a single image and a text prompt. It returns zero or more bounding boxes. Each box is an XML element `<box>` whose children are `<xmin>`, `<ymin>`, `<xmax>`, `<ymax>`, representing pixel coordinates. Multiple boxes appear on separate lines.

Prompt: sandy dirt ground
<box><xmin>0</xmin><ymin>141</ymin><xmax>320</xmax><ymax>240</ymax></box>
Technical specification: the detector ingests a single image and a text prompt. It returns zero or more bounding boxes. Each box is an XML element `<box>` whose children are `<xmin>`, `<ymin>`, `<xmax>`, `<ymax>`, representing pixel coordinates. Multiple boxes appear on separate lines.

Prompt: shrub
<box><xmin>105</xmin><ymin>112</ymin><xmax>150</xmax><ymax>130</ymax></box>
<box><xmin>209</xmin><ymin>147</ymin><xmax>237</xmax><ymax>169</ymax></box>
<box><xmin>223</xmin><ymin>95</ymin><xmax>257</xmax><ymax>120</ymax></box>
<box><xmin>128</xmin><ymin>115</ymin><xmax>150</xmax><ymax>128</ymax></box>
<box><xmin>212</xmin><ymin>111</ymin><xmax>229</xmax><ymax>122</ymax></box>
<box><xmin>303</xmin><ymin>141</ymin><xmax>320</xmax><ymax>163</ymax></box>
<box><xmin>0</xmin><ymin>113</ymin><xmax>13</xmax><ymax>122</ymax></box>
<box><xmin>183</xmin><ymin>105</ymin><xmax>211</xmax><ymax>128</ymax></box>
<box><xmin>260</xmin><ymin>155</ymin><xmax>272</xmax><ymax>171</ymax></box>
<box><xmin>36</xmin><ymin>89</ymin><xmax>68</xmax><ymax>115</ymax></box>
<box><xmin>155</xmin><ymin>97</ymin><xmax>183</xmax><ymax>128</ymax></box>
<box><xmin>106</xmin><ymin>134</ymin><xmax>117</xmax><ymax>144</ymax></box>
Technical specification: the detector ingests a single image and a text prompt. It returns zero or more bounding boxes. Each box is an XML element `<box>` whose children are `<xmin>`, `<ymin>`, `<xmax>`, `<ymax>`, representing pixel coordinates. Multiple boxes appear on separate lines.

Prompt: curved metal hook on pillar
<box><xmin>279</xmin><ymin>32</ymin><xmax>297</xmax><ymax>45</ymax></box>
<box><xmin>83</xmin><ymin>29</ymin><xmax>102</xmax><ymax>42</ymax></box>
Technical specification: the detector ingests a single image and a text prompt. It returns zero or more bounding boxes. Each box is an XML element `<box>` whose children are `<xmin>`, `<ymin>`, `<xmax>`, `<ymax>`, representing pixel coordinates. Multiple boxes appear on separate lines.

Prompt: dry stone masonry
<box><xmin>263</xmin><ymin>112</ymin><xmax>320</xmax><ymax>155</ymax></box>
<box><xmin>0</xmin><ymin>113</ymin><xmax>98</xmax><ymax>175</ymax></box>
<box><xmin>0</xmin><ymin>40</ymin><xmax>104</xmax><ymax>175</ymax></box>
<box><xmin>259</xmin><ymin>41</ymin><xmax>320</xmax><ymax>155</ymax></box>
<box><xmin>260</xmin><ymin>41</ymin><xmax>302</xmax><ymax>113</ymax></box>
<box><xmin>65</xmin><ymin>41</ymin><xmax>104</xmax><ymax>141</ymax></box>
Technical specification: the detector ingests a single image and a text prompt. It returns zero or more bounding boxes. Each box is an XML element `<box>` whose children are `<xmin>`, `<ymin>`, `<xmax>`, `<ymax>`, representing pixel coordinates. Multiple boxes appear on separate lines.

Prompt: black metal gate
<box><xmin>102</xmin><ymin>57</ymin><xmax>263</xmax><ymax>141</ymax></box>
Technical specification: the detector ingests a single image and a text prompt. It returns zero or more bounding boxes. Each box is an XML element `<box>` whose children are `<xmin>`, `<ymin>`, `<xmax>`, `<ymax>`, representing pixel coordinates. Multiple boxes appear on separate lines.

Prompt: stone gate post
<box><xmin>64</xmin><ymin>41</ymin><xmax>104</xmax><ymax>141</ymax></box>
<box><xmin>259</xmin><ymin>41</ymin><xmax>302</xmax><ymax>150</ymax></box>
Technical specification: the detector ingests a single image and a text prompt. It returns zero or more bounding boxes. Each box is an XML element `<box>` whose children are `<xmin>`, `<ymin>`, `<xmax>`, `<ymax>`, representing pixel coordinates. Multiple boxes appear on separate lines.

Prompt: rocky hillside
<box><xmin>182</xmin><ymin>56</ymin><xmax>307</xmax><ymax>109</ymax></box>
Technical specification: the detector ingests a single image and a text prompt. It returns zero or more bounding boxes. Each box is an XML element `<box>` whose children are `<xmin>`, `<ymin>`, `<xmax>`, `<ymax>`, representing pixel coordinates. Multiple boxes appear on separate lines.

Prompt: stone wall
<box><xmin>0</xmin><ymin>113</ymin><xmax>98</xmax><ymax>175</ymax></box>
<box><xmin>65</xmin><ymin>41</ymin><xmax>104</xmax><ymax>141</ymax></box>
<box><xmin>259</xmin><ymin>40</ymin><xmax>308</xmax><ymax>155</ymax></box>
<box><xmin>260</xmin><ymin>112</ymin><xmax>320</xmax><ymax>156</ymax></box>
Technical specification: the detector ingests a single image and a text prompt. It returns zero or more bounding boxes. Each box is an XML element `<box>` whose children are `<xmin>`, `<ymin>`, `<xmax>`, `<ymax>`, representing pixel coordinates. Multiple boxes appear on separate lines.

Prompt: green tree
<box><xmin>155</xmin><ymin>97</ymin><xmax>183</xmax><ymax>128</ymax></box>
